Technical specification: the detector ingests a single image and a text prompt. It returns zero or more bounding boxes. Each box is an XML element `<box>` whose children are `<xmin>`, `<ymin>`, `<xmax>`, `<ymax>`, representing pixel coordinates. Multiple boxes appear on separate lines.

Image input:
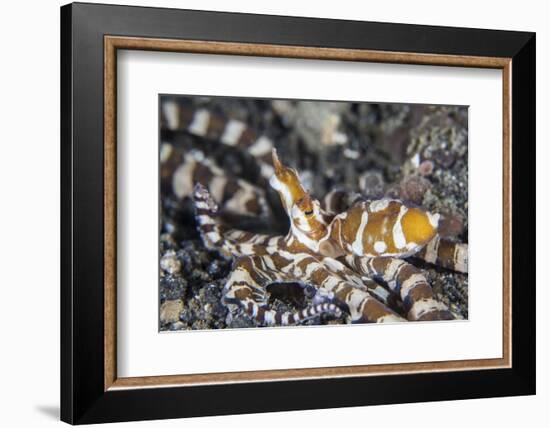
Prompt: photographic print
<box><xmin>159</xmin><ymin>95</ymin><xmax>468</xmax><ymax>331</ymax></box>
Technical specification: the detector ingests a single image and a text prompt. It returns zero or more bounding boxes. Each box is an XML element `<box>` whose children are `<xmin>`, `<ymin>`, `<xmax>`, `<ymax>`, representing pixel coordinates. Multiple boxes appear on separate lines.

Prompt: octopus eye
<box><xmin>304</xmin><ymin>209</ymin><xmax>313</xmax><ymax>216</ymax></box>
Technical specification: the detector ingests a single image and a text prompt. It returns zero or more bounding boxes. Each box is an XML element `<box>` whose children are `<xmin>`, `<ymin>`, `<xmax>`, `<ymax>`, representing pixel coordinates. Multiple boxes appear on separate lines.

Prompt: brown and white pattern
<box><xmin>323</xmin><ymin>189</ymin><xmax>467</xmax><ymax>273</ymax></box>
<box><xmin>192</xmin><ymin>150</ymin><xmax>467</xmax><ymax>326</ymax></box>
<box><xmin>415</xmin><ymin>235</ymin><xmax>468</xmax><ymax>273</ymax></box>
<box><xmin>166</xmin><ymin>148</ymin><xmax>270</xmax><ymax>218</ymax></box>
<box><xmin>161</xmin><ymin>102</ymin><xmax>275</xmax><ymax>179</ymax></box>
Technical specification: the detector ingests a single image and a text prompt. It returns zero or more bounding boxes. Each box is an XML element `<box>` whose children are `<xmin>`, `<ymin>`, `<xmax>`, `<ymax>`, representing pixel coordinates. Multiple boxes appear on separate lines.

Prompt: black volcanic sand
<box><xmin>159</xmin><ymin>98</ymin><xmax>468</xmax><ymax>331</ymax></box>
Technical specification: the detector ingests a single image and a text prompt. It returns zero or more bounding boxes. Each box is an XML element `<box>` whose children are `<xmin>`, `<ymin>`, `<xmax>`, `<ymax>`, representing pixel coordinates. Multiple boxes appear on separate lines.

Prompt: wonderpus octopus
<box><xmin>192</xmin><ymin>149</ymin><xmax>468</xmax><ymax>325</ymax></box>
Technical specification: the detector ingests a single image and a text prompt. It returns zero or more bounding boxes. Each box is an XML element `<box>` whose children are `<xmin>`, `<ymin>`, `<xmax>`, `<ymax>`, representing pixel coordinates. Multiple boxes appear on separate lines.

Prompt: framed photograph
<box><xmin>61</xmin><ymin>2</ymin><xmax>535</xmax><ymax>424</ymax></box>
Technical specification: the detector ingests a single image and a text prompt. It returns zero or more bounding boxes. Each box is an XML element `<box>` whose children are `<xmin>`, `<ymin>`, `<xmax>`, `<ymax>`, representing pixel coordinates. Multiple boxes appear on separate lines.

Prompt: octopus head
<box><xmin>400</xmin><ymin>207</ymin><xmax>440</xmax><ymax>249</ymax></box>
<box><xmin>269</xmin><ymin>149</ymin><xmax>327</xmax><ymax>242</ymax></box>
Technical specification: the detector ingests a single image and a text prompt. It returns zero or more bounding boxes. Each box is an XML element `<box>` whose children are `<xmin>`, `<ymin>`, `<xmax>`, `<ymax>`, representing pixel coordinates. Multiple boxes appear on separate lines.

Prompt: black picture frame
<box><xmin>61</xmin><ymin>2</ymin><xmax>535</xmax><ymax>424</ymax></box>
